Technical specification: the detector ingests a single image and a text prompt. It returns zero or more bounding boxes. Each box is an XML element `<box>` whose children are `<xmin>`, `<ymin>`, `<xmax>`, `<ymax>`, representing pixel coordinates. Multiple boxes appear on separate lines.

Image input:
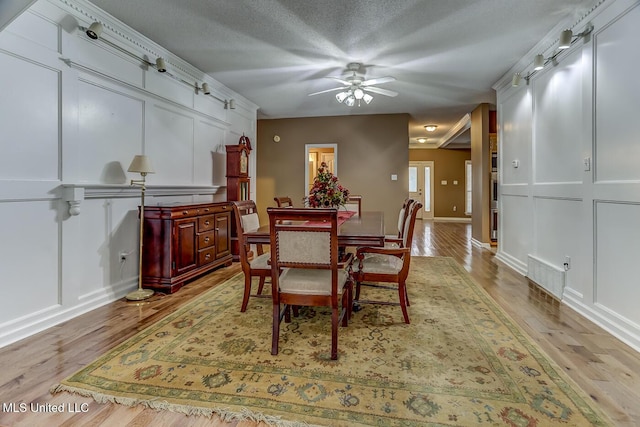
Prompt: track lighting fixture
<box><xmin>424</xmin><ymin>125</ymin><xmax>437</xmax><ymax>132</ymax></box>
<box><xmin>558</xmin><ymin>29</ymin><xmax>573</xmax><ymax>49</ymax></box>
<box><xmin>512</xmin><ymin>72</ymin><xmax>521</xmax><ymax>87</ymax></box>
<box><xmin>533</xmin><ymin>54</ymin><xmax>545</xmax><ymax>71</ymax></box>
<box><xmin>155</xmin><ymin>57</ymin><xmax>167</xmax><ymax>73</ymax></box>
<box><xmin>85</xmin><ymin>22</ymin><xmax>102</xmax><ymax>40</ymax></box>
<box><xmin>225</xmin><ymin>99</ymin><xmax>236</xmax><ymax>110</ymax></box>
<box><xmin>201</xmin><ymin>82</ymin><xmax>210</xmax><ymax>95</ymax></box>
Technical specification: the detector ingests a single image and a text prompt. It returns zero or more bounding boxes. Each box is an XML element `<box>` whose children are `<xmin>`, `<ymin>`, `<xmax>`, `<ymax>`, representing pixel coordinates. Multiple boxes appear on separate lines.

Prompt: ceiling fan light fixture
<box><xmin>353</xmin><ymin>88</ymin><xmax>364</xmax><ymax>100</ymax></box>
<box><xmin>336</xmin><ymin>91</ymin><xmax>349</xmax><ymax>103</ymax></box>
<box><xmin>363</xmin><ymin>93</ymin><xmax>373</xmax><ymax>104</ymax></box>
<box><xmin>344</xmin><ymin>95</ymin><xmax>355</xmax><ymax>107</ymax></box>
<box><xmin>424</xmin><ymin>125</ymin><xmax>437</xmax><ymax>132</ymax></box>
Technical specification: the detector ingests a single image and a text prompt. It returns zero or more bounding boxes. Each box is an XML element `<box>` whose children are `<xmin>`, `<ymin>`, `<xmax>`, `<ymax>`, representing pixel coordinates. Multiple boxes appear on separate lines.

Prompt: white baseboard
<box><xmin>471</xmin><ymin>238</ymin><xmax>492</xmax><ymax>249</ymax></box>
<box><xmin>433</xmin><ymin>217</ymin><xmax>471</xmax><ymax>223</ymax></box>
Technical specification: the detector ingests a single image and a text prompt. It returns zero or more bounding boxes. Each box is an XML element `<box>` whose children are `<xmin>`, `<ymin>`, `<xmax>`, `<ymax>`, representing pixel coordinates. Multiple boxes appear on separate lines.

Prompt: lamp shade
<box><xmin>128</xmin><ymin>155</ymin><xmax>155</xmax><ymax>174</ymax></box>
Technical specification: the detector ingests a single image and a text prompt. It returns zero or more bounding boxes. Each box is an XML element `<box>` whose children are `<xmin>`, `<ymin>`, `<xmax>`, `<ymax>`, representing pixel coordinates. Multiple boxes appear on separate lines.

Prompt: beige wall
<box><xmin>409</xmin><ymin>148</ymin><xmax>471</xmax><ymax>218</ymax></box>
<box><xmin>256</xmin><ymin>114</ymin><xmax>409</xmax><ymax>232</ymax></box>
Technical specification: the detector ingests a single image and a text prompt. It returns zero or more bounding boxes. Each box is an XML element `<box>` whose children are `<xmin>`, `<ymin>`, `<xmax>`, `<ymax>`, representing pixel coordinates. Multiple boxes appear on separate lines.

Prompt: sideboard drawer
<box><xmin>198</xmin><ymin>215</ymin><xmax>215</xmax><ymax>232</ymax></box>
<box><xmin>198</xmin><ymin>247</ymin><xmax>216</xmax><ymax>265</ymax></box>
<box><xmin>198</xmin><ymin>230</ymin><xmax>215</xmax><ymax>249</ymax></box>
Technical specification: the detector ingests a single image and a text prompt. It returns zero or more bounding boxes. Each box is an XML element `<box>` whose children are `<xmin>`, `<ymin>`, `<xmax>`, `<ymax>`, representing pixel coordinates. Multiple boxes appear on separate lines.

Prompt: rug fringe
<box><xmin>50</xmin><ymin>383</ymin><xmax>318</xmax><ymax>427</ymax></box>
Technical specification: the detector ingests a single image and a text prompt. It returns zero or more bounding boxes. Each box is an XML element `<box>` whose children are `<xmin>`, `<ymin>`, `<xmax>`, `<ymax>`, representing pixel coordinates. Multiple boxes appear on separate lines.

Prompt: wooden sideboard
<box><xmin>141</xmin><ymin>201</ymin><xmax>233</xmax><ymax>294</ymax></box>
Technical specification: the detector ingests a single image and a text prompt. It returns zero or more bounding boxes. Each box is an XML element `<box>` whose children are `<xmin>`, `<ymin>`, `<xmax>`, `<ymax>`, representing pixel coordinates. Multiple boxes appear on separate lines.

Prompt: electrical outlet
<box><xmin>120</xmin><ymin>251</ymin><xmax>128</xmax><ymax>261</ymax></box>
<box><xmin>564</xmin><ymin>256</ymin><xmax>571</xmax><ymax>271</ymax></box>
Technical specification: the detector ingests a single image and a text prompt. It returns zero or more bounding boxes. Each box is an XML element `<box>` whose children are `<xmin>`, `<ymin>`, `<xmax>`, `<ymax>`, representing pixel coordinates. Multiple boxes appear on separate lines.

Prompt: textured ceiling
<box><xmin>88</xmin><ymin>0</ymin><xmax>600</xmax><ymax>147</ymax></box>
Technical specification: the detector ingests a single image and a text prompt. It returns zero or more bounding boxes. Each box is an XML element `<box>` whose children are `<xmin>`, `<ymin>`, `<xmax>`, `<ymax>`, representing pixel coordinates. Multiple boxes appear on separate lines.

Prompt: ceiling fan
<box><xmin>308</xmin><ymin>62</ymin><xmax>397</xmax><ymax>107</ymax></box>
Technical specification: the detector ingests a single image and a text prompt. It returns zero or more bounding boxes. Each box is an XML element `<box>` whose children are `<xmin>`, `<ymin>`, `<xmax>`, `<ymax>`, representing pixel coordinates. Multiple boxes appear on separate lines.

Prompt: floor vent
<box><xmin>526</xmin><ymin>255</ymin><xmax>566</xmax><ymax>300</ymax></box>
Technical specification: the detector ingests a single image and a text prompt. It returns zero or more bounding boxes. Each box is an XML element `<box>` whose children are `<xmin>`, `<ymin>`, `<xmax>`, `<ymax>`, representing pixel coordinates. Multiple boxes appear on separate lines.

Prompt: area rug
<box><xmin>51</xmin><ymin>257</ymin><xmax>611</xmax><ymax>426</ymax></box>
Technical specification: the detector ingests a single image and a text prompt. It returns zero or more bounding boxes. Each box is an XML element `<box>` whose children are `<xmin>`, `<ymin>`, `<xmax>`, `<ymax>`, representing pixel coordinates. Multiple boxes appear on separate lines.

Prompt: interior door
<box><xmin>409</xmin><ymin>161</ymin><xmax>434</xmax><ymax>220</ymax></box>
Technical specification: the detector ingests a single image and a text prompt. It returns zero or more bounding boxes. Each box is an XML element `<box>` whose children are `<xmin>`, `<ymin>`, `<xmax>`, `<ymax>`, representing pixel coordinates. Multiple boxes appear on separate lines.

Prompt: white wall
<box><xmin>495</xmin><ymin>0</ymin><xmax>640</xmax><ymax>352</ymax></box>
<box><xmin>0</xmin><ymin>0</ymin><xmax>258</xmax><ymax>347</ymax></box>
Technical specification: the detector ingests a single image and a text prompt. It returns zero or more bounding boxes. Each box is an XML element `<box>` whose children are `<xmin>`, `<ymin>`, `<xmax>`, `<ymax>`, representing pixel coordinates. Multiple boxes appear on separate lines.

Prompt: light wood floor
<box><xmin>0</xmin><ymin>220</ymin><xmax>638</xmax><ymax>426</ymax></box>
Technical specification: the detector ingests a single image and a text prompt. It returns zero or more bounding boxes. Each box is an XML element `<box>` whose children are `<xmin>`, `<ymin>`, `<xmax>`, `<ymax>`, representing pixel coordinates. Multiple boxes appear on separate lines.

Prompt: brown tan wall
<box><xmin>409</xmin><ymin>149</ymin><xmax>471</xmax><ymax>218</ymax></box>
<box><xmin>256</xmin><ymin>114</ymin><xmax>409</xmax><ymax>232</ymax></box>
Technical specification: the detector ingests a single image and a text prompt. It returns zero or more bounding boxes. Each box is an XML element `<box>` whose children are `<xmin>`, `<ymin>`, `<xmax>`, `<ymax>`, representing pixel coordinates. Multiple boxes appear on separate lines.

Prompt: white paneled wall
<box><xmin>0</xmin><ymin>0</ymin><xmax>257</xmax><ymax>347</ymax></box>
<box><xmin>495</xmin><ymin>0</ymin><xmax>640</xmax><ymax>352</ymax></box>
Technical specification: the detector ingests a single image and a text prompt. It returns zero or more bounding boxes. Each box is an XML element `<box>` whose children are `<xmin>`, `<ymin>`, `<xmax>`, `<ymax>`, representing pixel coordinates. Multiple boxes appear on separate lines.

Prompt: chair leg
<box><xmin>331</xmin><ymin>306</ymin><xmax>339</xmax><ymax>360</ymax></box>
<box><xmin>399</xmin><ymin>280</ymin><xmax>410</xmax><ymax>324</ymax></box>
<box><xmin>241</xmin><ymin>274</ymin><xmax>252</xmax><ymax>312</ymax></box>
<box><xmin>355</xmin><ymin>280</ymin><xmax>361</xmax><ymax>301</ymax></box>
<box><xmin>271</xmin><ymin>302</ymin><xmax>280</xmax><ymax>356</ymax></box>
<box><xmin>257</xmin><ymin>275</ymin><xmax>265</xmax><ymax>295</ymax></box>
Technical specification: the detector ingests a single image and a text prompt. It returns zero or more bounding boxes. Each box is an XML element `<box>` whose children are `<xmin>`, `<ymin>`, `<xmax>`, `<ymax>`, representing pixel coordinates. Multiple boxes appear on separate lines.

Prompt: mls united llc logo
<box><xmin>2</xmin><ymin>402</ymin><xmax>90</xmax><ymax>413</ymax></box>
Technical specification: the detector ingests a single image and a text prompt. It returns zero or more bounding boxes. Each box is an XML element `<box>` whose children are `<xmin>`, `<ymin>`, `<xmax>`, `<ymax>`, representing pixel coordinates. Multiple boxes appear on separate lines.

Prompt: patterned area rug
<box><xmin>51</xmin><ymin>257</ymin><xmax>610</xmax><ymax>426</ymax></box>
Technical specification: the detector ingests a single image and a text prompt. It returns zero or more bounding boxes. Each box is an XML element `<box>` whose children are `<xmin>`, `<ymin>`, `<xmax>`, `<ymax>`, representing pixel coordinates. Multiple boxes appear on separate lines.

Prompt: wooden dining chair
<box><xmin>384</xmin><ymin>198</ymin><xmax>414</xmax><ymax>248</ymax></box>
<box><xmin>232</xmin><ymin>200</ymin><xmax>271</xmax><ymax>312</ymax></box>
<box><xmin>267</xmin><ymin>207</ymin><xmax>354</xmax><ymax>360</ymax></box>
<box><xmin>354</xmin><ymin>201</ymin><xmax>422</xmax><ymax>324</ymax></box>
<box><xmin>273</xmin><ymin>196</ymin><xmax>294</xmax><ymax>207</ymax></box>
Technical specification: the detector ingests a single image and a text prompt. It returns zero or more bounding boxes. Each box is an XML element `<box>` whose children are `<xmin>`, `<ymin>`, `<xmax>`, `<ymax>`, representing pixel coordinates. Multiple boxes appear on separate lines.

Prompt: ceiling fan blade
<box><xmin>308</xmin><ymin>87</ymin><xmax>345</xmax><ymax>96</ymax></box>
<box><xmin>325</xmin><ymin>76</ymin><xmax>352</xmax><ymax>86</ymax></box>
<box><xmin>361</xmin><ymin>76</ymin><xmax>396</xmax><ymax>86</ymax></box>
<box><xmin>363</xmin><ymin>86</ymin><xmax>398</xmax><ymax>97</ymax></box>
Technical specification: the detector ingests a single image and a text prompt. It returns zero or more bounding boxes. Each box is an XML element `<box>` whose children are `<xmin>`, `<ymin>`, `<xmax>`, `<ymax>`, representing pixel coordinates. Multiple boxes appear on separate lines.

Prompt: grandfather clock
<box><xmin>226</xmin><ymin>135</ymin><xmax>251</xmax><ymax>259</ymax></box>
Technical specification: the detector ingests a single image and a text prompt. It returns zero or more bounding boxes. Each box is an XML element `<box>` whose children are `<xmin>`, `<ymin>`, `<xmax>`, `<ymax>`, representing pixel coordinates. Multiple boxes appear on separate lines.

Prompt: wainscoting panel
<box><xmin>77</xmin><ymin>79</ymin><xmax>144</xmax><ymax>183</ymax></box>
<box><xmin>0</xmin><ymin>52</ymin><xmax>60</xmax><ymax>181</ymax></box>
<box><xmin>499</xmin><ymin>194</ymin><xmax>531</xmax><ymax>265</ymax></box>
<box><xmin>595</xmin><ymin>201</ymin><xmax>640</xmax><ymax>326</ymax></box>
<box><xmin>195</xmin><ymin>119</ymin><xmax>226</xmax><ymax>186</ymax></box>
<box><xmin>533</xmin><ymin>48</ymin><xmax>583</xmax><ymax>184</ymax></box>
<box><xmin>146</xmin><ymin>104</ymin><xmax>195</xmax><ymax>185</ymax></box>
<box><xmin>594</xmin><ymin>3</ymin><xmax>640</xmax><ymax>183</ymax></box>
<box><xmin>3</xmin><ymin>7</ymin><xmax>59</xmax><ymax>53</ymax></box>
<box><xmin>532</xmin><ymin>197</ymin><xmax>582</xmax><ymax>296</ymax></box>
<box><xmin>499</xmin><ymin>88</ymin><xmax>531</xmax><ymax>186</ymax></box>
<box><xmin>0</xmin><ymin>200</ymin><xmax>60</xmax><ymax>324</ymax></box>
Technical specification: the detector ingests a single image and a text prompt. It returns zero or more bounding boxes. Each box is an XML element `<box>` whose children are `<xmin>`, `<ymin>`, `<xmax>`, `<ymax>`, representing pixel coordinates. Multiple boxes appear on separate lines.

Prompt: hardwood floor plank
<box><xmin>0</xmin><ymin>220</ymin><xmax>638</xmax><ymax>426</ymax></box>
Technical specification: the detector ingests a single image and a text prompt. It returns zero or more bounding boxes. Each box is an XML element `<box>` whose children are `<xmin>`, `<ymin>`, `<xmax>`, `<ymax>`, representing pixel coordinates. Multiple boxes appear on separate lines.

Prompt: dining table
<box><xmin>243</xmin><ymin>210</ymin><xmax>385</xmax><ymax>248</ymax></box>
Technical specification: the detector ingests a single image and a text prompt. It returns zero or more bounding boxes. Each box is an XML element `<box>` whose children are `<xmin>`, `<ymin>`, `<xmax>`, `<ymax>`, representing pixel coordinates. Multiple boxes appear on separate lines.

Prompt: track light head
<box><xmin>559</xmin><ymin>29</ymin><xmax>573</xmax><ymax>49</ymax></box>
<box><xmin>201</xmin><ymin>82</ymin><xmax>210</xmax><ymax>95</ymax></box>
<box><xmin>85</xmin><ymin>22</ymin><xmax>102</xmax><ymax>40</ymax></box>
<box><xmin>533</xmin><ymin>54</ymin><xmax>545</xmax><ymax>71</ymax></box>
<box><xmin>155</xmin><ymin>57</ymin><xmax>166</xmax><ymax>73</ymax></box>
<box><xmin>512</xmin><ymin>73</ymin><xmax>521</xmax><ymax>87</ymax></box>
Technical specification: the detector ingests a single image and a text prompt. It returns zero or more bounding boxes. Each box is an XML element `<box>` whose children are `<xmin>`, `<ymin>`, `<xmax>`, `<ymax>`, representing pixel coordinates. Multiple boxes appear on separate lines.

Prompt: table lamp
<box><xmin>126</xmin><ymin>155</ymin><xmax>155</xmax><ymax>301</ymax></box>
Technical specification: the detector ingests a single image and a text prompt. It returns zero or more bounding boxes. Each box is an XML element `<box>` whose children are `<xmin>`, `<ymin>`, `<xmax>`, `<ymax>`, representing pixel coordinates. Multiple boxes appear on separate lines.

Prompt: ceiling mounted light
<box><xmin>344</xmin><ymin>95</ymin><xmax>355</xmax><ymax>107</ymax></box>
<box><xmin>85</xmin><ymin>22</ymin><xmax>102</xmax><ymax>39</ymax></box>
<box><xmin>424</xmin><ymin>125</ymin><xmax>437</xmax><ymax>132</ymax></box>
<box><xmin>155</xmin><ymin>57</ymin><xmax>167</xmax><ymax>72</ymax></box>
<box><xmin>336</xmin><ymin>92</ymin><xmax>349</xmax><ymax>103</ymax></box>
<box><xmin>533</xmin><ymin>54</ymin><xmax>545</xmax><ymax>71</ymax></box>
<box><xmin>362</xmin><ymin>93</ymin><xmax>373</xmax><ymax>104</ymax></box>
<box><xmin>417</xmin><ymin>138</ymin><xmax>427</xmax><ymax>143</ymax></box>
<box><xmin>558</xmin><ymin>29</ymin><xmax>573</xmax><ymax>49</ymax></box>
<box><xmin>353</xmin><ymin>88</ymin><xmax>364</xmax><ymax>100</ymax></box>
<box><xmin>201</xmin><ymin>82</ymin><xmax>210</xmax><ymax>94</ymax></box>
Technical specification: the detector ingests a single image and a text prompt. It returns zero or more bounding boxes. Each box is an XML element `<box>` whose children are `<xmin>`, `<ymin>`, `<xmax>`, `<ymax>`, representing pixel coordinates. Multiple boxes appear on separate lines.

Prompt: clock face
<box><xmin>240</xmin><ymin>151</ymin><xmax>248</xmax><ymax>174</ymax></box>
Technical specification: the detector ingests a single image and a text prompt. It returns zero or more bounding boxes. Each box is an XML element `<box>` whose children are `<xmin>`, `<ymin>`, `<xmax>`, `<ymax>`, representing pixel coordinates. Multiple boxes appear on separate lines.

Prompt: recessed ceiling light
<box><xmin>417</xmin><ymin>138</ymin><xmax>427</xmax><ymax>143</ymax></box>
<box><xmin>424</xmin><ymin>125</ymin><xmax>437</xmax><ymax>132</ymax></box>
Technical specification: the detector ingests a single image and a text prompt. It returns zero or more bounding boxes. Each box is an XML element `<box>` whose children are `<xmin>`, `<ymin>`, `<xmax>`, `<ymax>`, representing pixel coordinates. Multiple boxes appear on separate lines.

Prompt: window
<box><xmin>465</xmin><ymin>160</ymin><xmax>472</xmax><ymax>215</ymax></box>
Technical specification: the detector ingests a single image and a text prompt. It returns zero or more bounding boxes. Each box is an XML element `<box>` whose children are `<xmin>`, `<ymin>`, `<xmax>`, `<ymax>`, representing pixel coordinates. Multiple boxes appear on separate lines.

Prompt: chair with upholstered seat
<box><xmin>384</xmin><ymin>198</ymin><xmax>414</xmax><ymax>248</ymax></box>
<box><xmin>344</xmin><ymin>195</ymin><xmax>362</xmax><ymax>217</ymax></box>
<box><xmin>354</xmin><ymin>200</ymin><xmax>422</xmax><ymax>324</ymax></box>
<box><xmin>232</xmin><ymin>200</ymin><xmax>271</xmax><ymax>312</ymax></box>
<box><xmin>273</xmin><ymin>196</ymin><xmax>294</xmax><ymax>207</ymax></box>
<box><xmin>267</xmin><ymin>207</ymin><xmax>353</xmax><ymax>360</ymax></box>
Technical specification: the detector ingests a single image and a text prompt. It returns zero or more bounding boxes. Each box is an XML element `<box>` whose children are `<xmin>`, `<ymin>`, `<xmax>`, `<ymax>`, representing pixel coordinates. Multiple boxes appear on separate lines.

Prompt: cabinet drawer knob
<box><xmin>204</xmin><ymin>237</ymin><xmax>210</xmax><ymax>243</ymax></box>
<box><xmin>205</xmin><ymin>253</ymin><xmax>211</xmax><ymax>260</ymax></box>
<box><xmin>204</xmin><ymin>220</ymin><xmax>210</xmax><ymax>226</ymax></box>
<box><xmin>183</xmin><ymin>210</ymin><xmax>189</xmax><ymax>215</ymax></box>
<box><xmin>204</xmin><ymin>208</ymin><xmax>210</xmax><ymax>212</ymax></box>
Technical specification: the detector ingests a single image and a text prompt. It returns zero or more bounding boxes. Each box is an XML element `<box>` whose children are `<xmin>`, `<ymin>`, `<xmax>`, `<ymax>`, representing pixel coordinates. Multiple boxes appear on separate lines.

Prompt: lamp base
<box><xmin>125</xmin><ymin>288</ymin><xmax>155</xmax><ymax>301</ymax></box>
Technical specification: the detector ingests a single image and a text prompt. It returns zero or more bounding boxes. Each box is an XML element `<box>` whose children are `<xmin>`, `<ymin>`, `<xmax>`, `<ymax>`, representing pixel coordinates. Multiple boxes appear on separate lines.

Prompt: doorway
<box><xmin>305</xmin><ymin>144</ymin><xmax>337</xmax><ymax>194</ymax></box>
<box><xmin>409</xmin><ymin>161</ymin><xmax>434</xmax><ymax>220</ymax></box>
